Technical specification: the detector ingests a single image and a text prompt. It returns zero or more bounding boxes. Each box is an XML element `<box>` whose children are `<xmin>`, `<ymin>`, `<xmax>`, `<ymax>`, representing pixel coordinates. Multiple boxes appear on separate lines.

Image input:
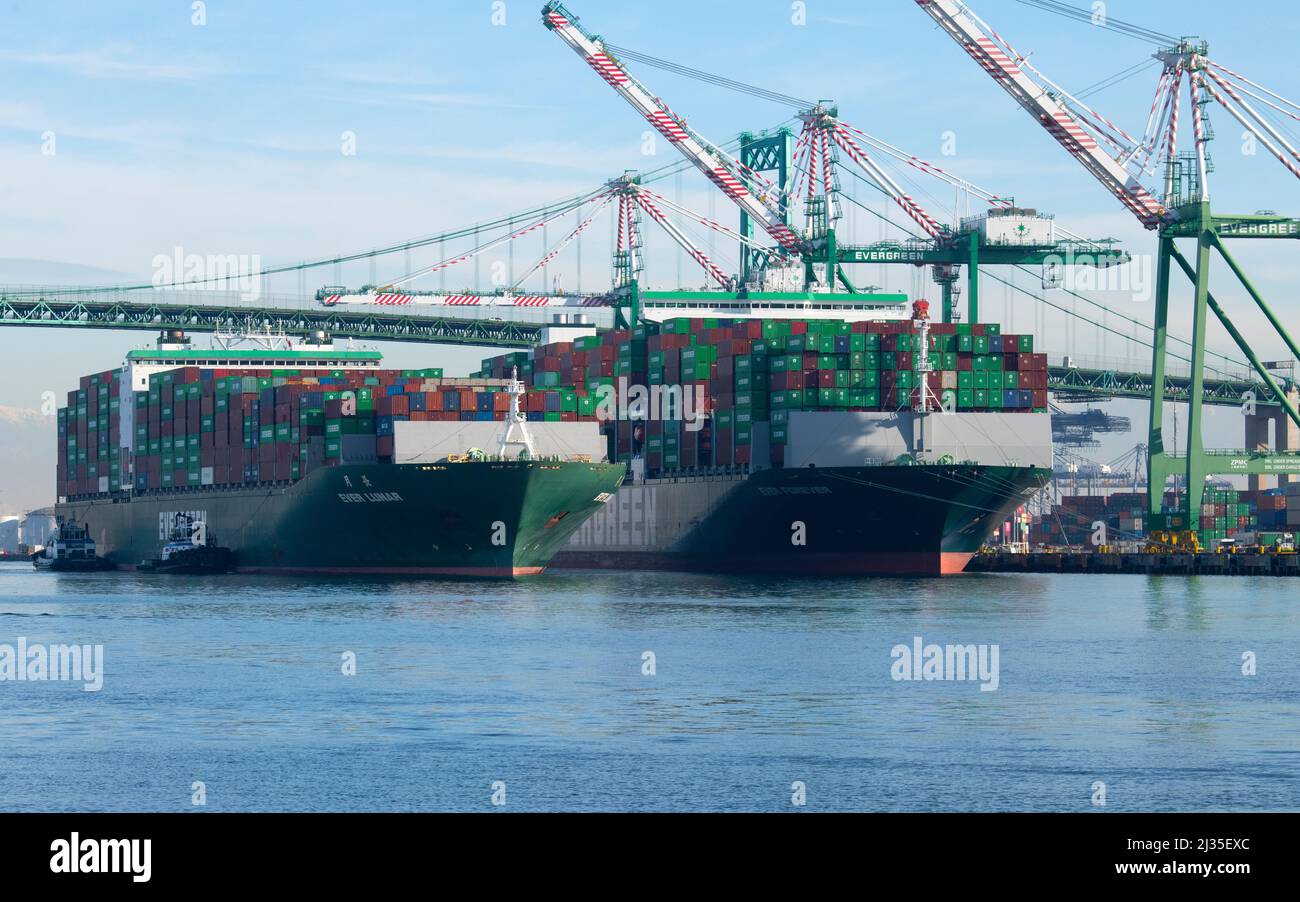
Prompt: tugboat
<box><xmin>31</xmin><ymin>518</ymin><xmax>113</xmax><ymax>571</ymax></box>
<box><xmin>138</xmin><ymin>514</ymin><xmax>235</xmax><ymax>574</ymax></box>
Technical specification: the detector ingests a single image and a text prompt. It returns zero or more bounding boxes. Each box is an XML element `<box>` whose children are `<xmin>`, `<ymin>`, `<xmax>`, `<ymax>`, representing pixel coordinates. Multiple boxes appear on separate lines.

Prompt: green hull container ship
<box><xmin>61</xmin><ymin>458</ymin><xmax>624</xmax><ymax>577</ymax></box>
<box><xmin>55</xmin><ymin>336</ymin><xmax>624</xmax><ymax>578</ymax></box>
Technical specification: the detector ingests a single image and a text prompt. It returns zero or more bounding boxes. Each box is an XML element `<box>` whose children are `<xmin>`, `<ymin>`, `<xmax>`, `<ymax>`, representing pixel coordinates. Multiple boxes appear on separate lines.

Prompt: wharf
<box><xmin>968</xmin><ymin>550</ymin><xmax>1300</xmax><ymax>576</ymax></box>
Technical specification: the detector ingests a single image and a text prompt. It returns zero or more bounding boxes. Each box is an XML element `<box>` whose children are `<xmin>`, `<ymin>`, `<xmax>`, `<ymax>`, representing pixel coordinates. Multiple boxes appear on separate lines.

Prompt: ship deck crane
<box><xmin>917</xmin><ymin>0</ymin><xmax>1300</xmax><ymax>534</ymax></box>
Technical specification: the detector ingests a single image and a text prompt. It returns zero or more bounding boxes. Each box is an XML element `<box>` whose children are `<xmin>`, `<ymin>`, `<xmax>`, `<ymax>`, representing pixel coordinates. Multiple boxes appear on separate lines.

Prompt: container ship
<box><xmin>55</xmin><ymin>332</ymin><xmax>625</xmax><ymax>577</ymax></box>
<box><xmin>475</xmin><ymin>305</ymin><xmax>1053</xmax><ymax>575</ymax></box>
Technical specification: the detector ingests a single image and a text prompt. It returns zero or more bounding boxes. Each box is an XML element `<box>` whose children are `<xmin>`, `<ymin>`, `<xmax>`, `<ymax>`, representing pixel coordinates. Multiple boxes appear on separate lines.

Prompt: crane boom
<box><xmin>541</xmin><ymin>2</ymin><xmax>803</xmax><ymax>253</ymax></box>
<box><xmin>915</xmin><ymin>0</ymin><xmax>1171</xmax><ymax>229</ymax></box>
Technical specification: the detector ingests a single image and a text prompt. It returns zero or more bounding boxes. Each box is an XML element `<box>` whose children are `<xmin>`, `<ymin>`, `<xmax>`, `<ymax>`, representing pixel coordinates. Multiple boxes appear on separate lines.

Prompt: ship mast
<box><xmin>497</xmin><ymin>366</ymin><xmax>537</xmax><ymax>459</ymax></box>
<box><xmin>912</xmin><ymin>298</ymin><xmax>942</xmax><ymax>460</ymax></box>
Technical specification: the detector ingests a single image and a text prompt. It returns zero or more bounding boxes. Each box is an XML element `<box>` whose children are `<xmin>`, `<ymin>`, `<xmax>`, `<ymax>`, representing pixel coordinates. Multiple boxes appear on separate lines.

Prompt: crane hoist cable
<box><xmin>1075</xmin><ymin>58</ymin><xmax>1161</xmax><ymax>101</ymax></box>
<box><xmin>602</xmin><ymin>43</ymin><xmax>814</xmax><ymax>109</ymax></box>
<box><xmin>1013</xmin><ymin>0</ymin><xmax>1177</xmax><ymax>45</ymax></box>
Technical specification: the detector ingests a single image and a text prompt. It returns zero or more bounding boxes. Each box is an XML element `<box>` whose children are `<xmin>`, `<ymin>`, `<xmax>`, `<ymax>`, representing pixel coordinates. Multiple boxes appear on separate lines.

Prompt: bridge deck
<box><xmin>0</xmin><ymin>291</ymin><xmax>1282</xmax><ymax>405</ymax></box>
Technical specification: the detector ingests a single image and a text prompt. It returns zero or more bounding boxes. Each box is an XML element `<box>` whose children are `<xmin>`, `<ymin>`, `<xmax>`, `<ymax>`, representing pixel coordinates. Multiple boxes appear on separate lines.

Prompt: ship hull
<box><xmin>554</xmin><ymin>464</ymin><xmax>1049</xmax><ymax>576</ymax></box>
<box><xmin>57</xmin><ymin>460</ymin><xmax>625</xmax><ymax>578</ymax></box>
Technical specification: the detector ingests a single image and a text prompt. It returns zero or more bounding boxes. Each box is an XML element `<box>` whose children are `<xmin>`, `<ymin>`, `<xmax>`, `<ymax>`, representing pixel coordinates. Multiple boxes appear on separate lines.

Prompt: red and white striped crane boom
<box><xmin>915</xmin><ymin>0</ymin><xmax>1171</xmax><ymax>229</ymax></box>
<box><xmin>541</xmin><ymin>2</ymin><xmax>803</xmax><ymax>254</ymax></box>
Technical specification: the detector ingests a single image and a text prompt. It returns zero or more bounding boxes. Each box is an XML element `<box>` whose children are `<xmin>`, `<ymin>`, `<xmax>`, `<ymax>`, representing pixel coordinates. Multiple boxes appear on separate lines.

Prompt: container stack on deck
<box><xmin>476</xmin><ymin>316</ymin><xmax>1048</xmax><ymax>476</ymax></box>
<box><xmin>56</xmin><ymin>363</ymin><xmax>610</xmax><ymax>500</ymax></box>
<box><xmin>56</xmin><ymin>371</ymin><xmax>129</xmax><ymax>497</ymax></box>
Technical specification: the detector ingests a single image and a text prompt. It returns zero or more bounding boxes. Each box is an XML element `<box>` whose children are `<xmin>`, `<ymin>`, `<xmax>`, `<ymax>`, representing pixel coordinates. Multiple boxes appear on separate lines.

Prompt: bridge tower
<box><xmin>1244</xmin><ymin>381</ymin><xmax>1300</xmax><ymax>491</ymax></box>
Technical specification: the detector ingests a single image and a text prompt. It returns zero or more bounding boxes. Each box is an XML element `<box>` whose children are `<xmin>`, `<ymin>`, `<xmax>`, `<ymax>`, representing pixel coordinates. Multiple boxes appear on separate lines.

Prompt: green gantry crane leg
<box><xmin>1146</xmin><ymin>234</ymin><xmax>1176</xmax><ymax>525</ymax></box>
<box><xmin>1182</xmin><ymin>205</ymin><xmax>1214</xmax><ymax>528</ymax></box>
<box><xmin>1147</xmin><ymin>201</ymin><xmax>1300</xmax><ymax>536</ymax></box>
<box><xmin>967</xmin><ymin>231</ymin><xmax>980</xmax><ymax>324</ymax></box>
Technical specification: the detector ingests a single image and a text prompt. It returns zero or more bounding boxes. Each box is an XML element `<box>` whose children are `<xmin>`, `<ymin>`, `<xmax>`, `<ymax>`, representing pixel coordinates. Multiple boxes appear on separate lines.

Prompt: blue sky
<box><xmin>1</xmin><ymin>0</ymin><xmax>1298</xmax><ymax>504</ymax></box>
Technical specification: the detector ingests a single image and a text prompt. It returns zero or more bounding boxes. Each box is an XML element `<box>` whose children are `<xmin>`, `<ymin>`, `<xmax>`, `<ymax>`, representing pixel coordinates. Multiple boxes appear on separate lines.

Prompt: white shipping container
<box><xmin>201</xmin><ymin>466</ymin><xmax>214</xmax><ymax>486</ymax></box>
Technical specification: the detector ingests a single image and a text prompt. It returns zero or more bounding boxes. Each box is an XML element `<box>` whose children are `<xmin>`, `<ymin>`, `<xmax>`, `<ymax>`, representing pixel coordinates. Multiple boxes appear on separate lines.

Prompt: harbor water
<box><xmin>1</xmin><ymin>562</ymin><xmax>1296</xmax><ymax>812</ymax></box>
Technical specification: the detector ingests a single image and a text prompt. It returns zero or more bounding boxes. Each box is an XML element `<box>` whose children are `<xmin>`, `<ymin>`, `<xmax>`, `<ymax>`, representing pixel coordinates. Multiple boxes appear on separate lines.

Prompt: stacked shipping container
<box><xmin>1028</xmin><ymin>487</ymin><xmax>1298</xmax><ymax>546</ymax></box>
<box><xmin>56</xmin><ymin>362</ymin><xmax>609</xmax><ymax>500</ymax></box>
<box><xmin>477</xmin><ymin>316</ymin><xmax>1048</xmax><ymax>475</ymax></box>
<box><xmin>56</xmin><ymin>370</ymin><xmax>129</xmax><ymax>496</ymax></box>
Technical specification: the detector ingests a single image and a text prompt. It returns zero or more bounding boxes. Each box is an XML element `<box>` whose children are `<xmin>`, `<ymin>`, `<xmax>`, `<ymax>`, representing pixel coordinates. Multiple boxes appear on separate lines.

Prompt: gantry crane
<box><xmin>917</xmin><ymin>0</ymin><xmax>1300</xmax><ymax>533</ymax></box>
<box><xmin>542</xmin><ymin>1</ymin><xmax>1127</xmax><ymax>324</ymax></box>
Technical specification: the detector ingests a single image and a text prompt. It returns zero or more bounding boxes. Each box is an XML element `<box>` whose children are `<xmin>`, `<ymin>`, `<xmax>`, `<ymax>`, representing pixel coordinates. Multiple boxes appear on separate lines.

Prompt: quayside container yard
<box><xmin>55</xmin><ymin>334</ymin><xmax>625</xmax><ymax>577</ymax></box>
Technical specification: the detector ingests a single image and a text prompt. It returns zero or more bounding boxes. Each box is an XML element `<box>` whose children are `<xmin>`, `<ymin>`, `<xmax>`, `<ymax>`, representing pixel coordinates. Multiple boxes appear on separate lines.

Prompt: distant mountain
<box><xmin>0</xmin><ymin>406</ymin><xmax>56</xmax><ymax>515</ymax></box>
<box><xmin>0</xmin><ymin>258</ymin><xmax>140</xmax><ymax>286</ymax></box>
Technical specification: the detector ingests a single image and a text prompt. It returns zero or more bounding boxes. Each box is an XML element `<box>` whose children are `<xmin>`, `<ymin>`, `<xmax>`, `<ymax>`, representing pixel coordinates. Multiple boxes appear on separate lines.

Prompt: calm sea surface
<box><xmin>0</xmin><ymin>561</ymin><xmax>1296</xmax><ymax>812</ymax></box>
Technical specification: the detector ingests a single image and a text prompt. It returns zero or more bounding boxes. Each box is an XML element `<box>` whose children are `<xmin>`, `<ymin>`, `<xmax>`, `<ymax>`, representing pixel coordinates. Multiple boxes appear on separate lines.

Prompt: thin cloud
<box><xmin>325</xmin><ymin>62</ymin><xmax>449</xmax><ymax>87</ymax></box>
<box><xmin>812</xmin><ymin>16</ymin><xmax>870</xmax><ymax>27</ymax></box>
<box><xmin>321</xmin><ymin>90</ymin><xmax>557</xmax><ymax>113</ymax></box>
<box><xmin>0</xmin><ymin>46</ymin><xmax>223</xmax><ymax>81</ymax></box>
